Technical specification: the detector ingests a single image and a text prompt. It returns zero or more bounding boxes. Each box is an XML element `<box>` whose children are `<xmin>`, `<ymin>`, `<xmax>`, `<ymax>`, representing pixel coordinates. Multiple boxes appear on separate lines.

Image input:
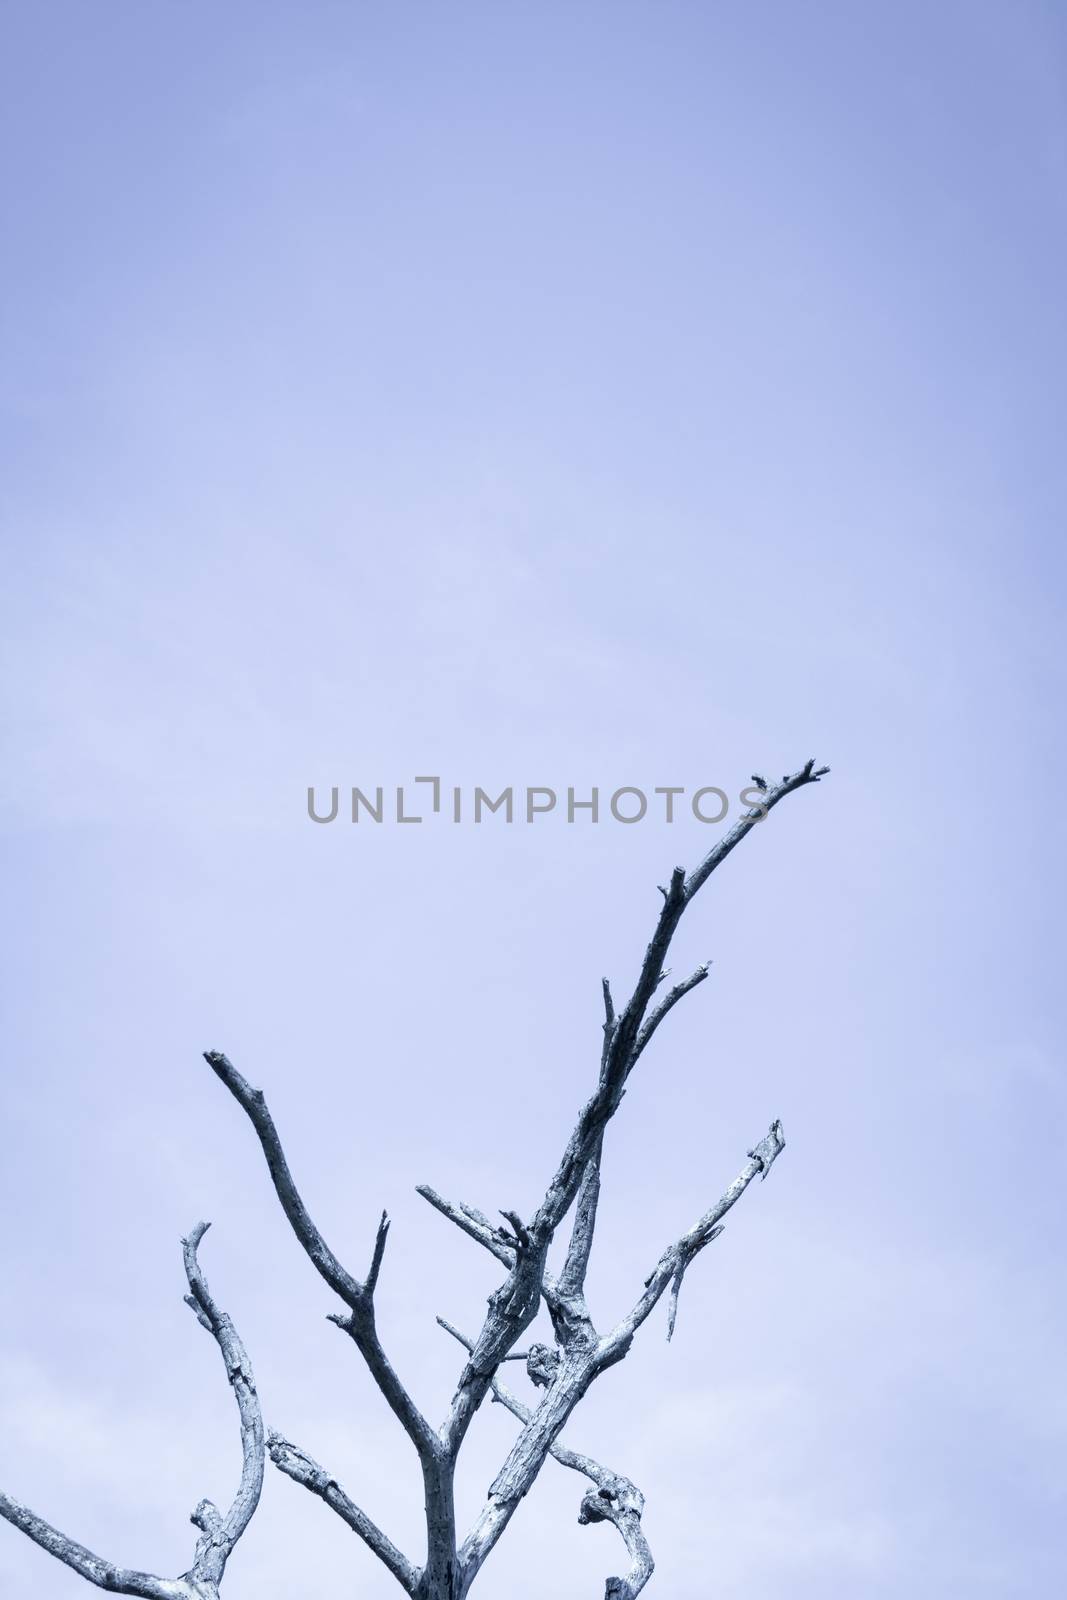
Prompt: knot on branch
<box><xmin>526</xmin><ymin>1343</ymin><xmax>561</xmax><ymax>1389</ymax></box>
<box><xmin>578</xmin><ymin>1485</ymin><xmax>617</xmax><ymax>1526</ymax></box>
<box><xmin>593</xmin><ymin>1471</ymin><xmax>642</xmax><ymax>1510</ymax></box>
<box><xmin>605</xmin><ymin>1581</ymin><xmax>629</xmax><ymax>1600</ymax></box>
<box><xmin>190</xmin><ymin>1499</ymin><xmax>223</xmax><ymax>1537</ymax></box>
<box><xmin>578</xmin><ymin>1474</ymin><xmax>642</xmax><ymax>1526</ymax></box>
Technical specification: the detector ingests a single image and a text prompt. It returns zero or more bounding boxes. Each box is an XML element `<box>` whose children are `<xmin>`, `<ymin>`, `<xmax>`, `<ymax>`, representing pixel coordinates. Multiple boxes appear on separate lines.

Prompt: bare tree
<box><xmin>1</xmin><ymin>759</ymin><xmax>829</xmax><ymax>1600</ymax></box>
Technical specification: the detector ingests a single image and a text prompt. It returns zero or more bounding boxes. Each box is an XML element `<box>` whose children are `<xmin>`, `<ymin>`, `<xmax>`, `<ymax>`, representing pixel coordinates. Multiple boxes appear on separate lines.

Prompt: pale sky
<box><xmin>2</xmin><ymin>4</ymin><xmax>1065</xmax><ymax>1597</ymax></box>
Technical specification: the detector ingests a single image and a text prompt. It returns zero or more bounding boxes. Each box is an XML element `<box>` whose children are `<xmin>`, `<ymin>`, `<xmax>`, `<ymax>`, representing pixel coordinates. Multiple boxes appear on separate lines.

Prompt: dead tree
<box><xmin>1</xmin><ymin>759</ymin><xmax>829</xmax><ymax>1600</ymax></box>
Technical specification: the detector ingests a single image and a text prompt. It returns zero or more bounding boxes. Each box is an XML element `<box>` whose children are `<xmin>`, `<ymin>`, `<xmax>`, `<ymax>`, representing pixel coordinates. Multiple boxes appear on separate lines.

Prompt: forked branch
<box><xmin>203</xmin><ymin>1052</ymin><xmax>437</xmax><ymax>1465</ymax></box>
<box><xmin>202</xmin><ymin>1053</ymin><xmax>452</xmax><ymax>1589</ymax></box>
<box><xmin>434</xmin><ymin>761</ymin><xmax>825</xmax><ymax>1501</ymax></box>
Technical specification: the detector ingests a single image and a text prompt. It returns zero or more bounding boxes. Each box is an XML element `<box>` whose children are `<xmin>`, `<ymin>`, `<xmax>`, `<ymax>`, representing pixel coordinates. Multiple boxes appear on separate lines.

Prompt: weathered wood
<box><xmin>0</xmin><ymin>1225</ymin><xmax>264</xmax><ymax>1599</ymax></box>
<box><xmin>2</xmin><ymin>758</ymin><xmax>827</xmax><ymax>1600</ymax></box>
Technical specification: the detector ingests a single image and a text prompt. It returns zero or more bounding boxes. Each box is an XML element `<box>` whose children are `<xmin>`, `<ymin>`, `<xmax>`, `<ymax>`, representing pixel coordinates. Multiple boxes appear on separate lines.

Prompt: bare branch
<box><xmin>324</xmin><ymin>1308</ymin><xmax>440</xmax><ymax>1464</ymax></box>
<box><xmin>632</xmin><ymin>963</ymin><xmax>710</xmax><ymax>1062</ymax></box>
<box><xmin>181</xmin><ymin>1222</ymin><xmax>265</xmax><ymax>1584</ymax></box>
<box><xmin>604</xmin><ymin>1120</ymin><xmax>786</xmax><ymax>1355</ymax></box>
<box><xmin>599</xmin><ymin>978</ymin><xmax>616</xmax><ymax>1078</ymax></box>
<box><xmin>684</xmin><ymin>759</ymin><xmax>828</xmax><ymax>902</ymax></box>
<box><xmin>0</xmin><ymin>1226</ymin><xmax>266</xmax><ymax>1600</ymax></box>
<box><xmin>3</xmin><ymin>758</ymin><xmax>823</xmax><ymax>1600</ymax></box>
<box><xmin>551</xmin><ymin>761</ymin><xmax>822</xmax><ymax>1247</ymax></box>
<box><xmin>437</xmin><ymin>1320</ymin><xmax>653</xmax><ymax>1600</ymax></box>
<box><xmin>365</xmin><ymin>1211</ymin><xmax>390</xmax><ymax>1298</ymax></box>
<box><xmin>579</xmin><ymin>1481</ymin><xmax>654</xmax><ymax>1600</ymax></box>
<box><xmin>415</xmin><ymin>1184</ymin><xmax>567</xmax><ymax>1322</ymax></box>
<box><xmin>203</xmin><ymin>1051</ymin><xmax>363</xmax><ymax>1309</ymax></box>
<box><xmin>268</xmin><ymin>1432</ymin><xmax>420</xmax><ymax>1596</ymax></box>
<box><xmin>441</xmin><ymin>764</ymin><xmax>823</xmax><ymax>1477</ymax></box>
<box><xmin>498</xmin><ymin>1210</ymin><xmax>532</xmax><ymax>1252</ymax></box>
<box><xmin>415</xmin><ymin>1186</ymin><xmax>516</xmax><ymax>1270</ymax></box>
<box><xmin>442</xmin><ymin>870</ymin><xmax>689</xmax><ymax>1450</ymax></box>
<box><xmin>459</xmin><ymin>1342</ymin><xmax>604</xmax><ymax>1583</ymax></box>
<box><xmin>325</xmin><ymin>1303</ymin><xmax>460</xmax><ymax>1592</ymax></box>
<box><xmin>204</xmin><ymin>1052</ymin><xmax>438</xmax><ymax>1465</ymax></box>
<box><xmin>436</xmin><ymin>1319</ymin><xmax>599</xmax><ymax>1481</ymax></box>
<box><xmin>457</xmin><ymin>1121</ymin><xmax>789</xmax><ymax>1586</ymax></box>
<box><xmin>203</xmin><ymin>1052</ymin><xmax>455</xmax><ymax>1585</ymax></box>
<box><xmin>557</xmin><ymin>1134</ymin><xmax>603</xmax><ymax>1300</ymax></box>
<box><xmin>0</xmin><ymin>1499</ymin><xmax>190</xmax><ymax>1600</ymax></box>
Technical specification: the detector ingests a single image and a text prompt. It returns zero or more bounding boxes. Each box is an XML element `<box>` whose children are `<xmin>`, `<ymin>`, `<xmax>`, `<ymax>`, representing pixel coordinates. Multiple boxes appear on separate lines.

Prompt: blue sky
<box><xmin>2</xmin><ymin>4</ymin><xmax>1065</xmax><ymax>1597</ymax></box>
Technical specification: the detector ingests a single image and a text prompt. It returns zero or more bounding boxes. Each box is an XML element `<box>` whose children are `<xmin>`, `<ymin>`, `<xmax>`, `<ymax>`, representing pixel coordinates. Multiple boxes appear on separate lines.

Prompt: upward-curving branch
<box><xmin>1</xmin><ymin>1226</ymin><xmax>264</xmax><ymax>1599</ymax></box>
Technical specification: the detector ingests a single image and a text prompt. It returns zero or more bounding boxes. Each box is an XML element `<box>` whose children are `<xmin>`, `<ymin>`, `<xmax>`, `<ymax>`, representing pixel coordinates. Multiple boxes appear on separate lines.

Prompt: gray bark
<box><xmin>1</xmin><ymin>1224</ymin><xmax>264</xmax><ymax>1599</ymax></box>
<box><xmin>2</xmin><ymin>758</ymin><xmax>828</xmax><ymax>1600</ymax></box>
